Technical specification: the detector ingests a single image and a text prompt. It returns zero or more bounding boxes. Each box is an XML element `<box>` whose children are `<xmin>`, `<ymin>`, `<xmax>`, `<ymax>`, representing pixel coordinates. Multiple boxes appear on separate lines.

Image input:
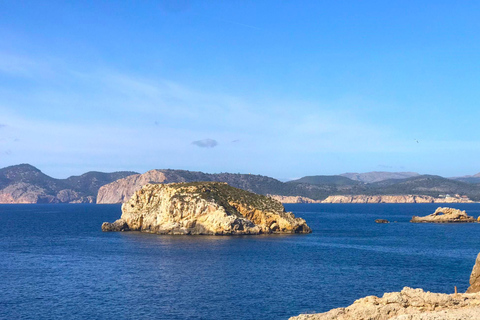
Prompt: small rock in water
<box><xmin>101</xmin><ymin>219</ymin><xmax>129</xmax><ymax>232</ymax></box>
<box><xmin>411</xmin><ymin>207</ymin><xmax>475</xmax><ymax>223</ymax></box>
<box><xmin>375</xmin><ymin>219</ymin><xmax>389</xmax><ymax>224</ymax></box>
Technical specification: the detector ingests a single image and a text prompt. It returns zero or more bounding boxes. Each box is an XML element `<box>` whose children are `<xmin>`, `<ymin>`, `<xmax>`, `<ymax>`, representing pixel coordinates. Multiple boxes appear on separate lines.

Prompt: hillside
<box><xmin>340</xmin><ymin>171</ymin><xmax>419</xmax><ymax>183</ymax></box>
<box><xmin>97</xmin><ymin>169</ymin><xmax>302</xmax><ymax>203</ymax></box>
<box><xmin>317</xmin><ymin>175</ymin><xmax>480</xmax><ymax>201</ymax></box>
<box><xmin>287</xmin><ymin>175</ymin><xmax>360</xmax><ymax>186</ymax></box>
<box><xmin>98</xmin><ymin>168</ymin><xmax>362</xmax><ymax>204</ymax></box>
<box><xmin>0</xmin><ymin>164</ymin><xmax>137</xmax><ymax>203</ymax></box>
<box><xmin>450</xmin><ymin>173</ymin><xmax>480</xmax><ymax>184</ymax></box>
<box><xmin>364</xmin><ymin>175</ymin><xmax>480</xmax><ymax>200</ymax></box>
<box><xmin>98</xmin><ymin>170</ymin><xmax>480</xmax><ymax>204</ymax></box>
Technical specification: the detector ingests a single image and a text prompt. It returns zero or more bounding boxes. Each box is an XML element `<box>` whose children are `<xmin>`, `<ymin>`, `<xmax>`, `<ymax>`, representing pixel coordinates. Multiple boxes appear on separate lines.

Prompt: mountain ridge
<box><xmin>0</xmin><ymin>164</ymin><xmax>137</xmax><ymax>203</ymax></box>
<box><xmin>339</xmin><ymin>171</ymin><xmax>420</xmax><ymax>183</ymax></box>
<box><xmin>2</xmin><ymin>164</ymin><xmax>480</xmax><ymax>203</ymax></box>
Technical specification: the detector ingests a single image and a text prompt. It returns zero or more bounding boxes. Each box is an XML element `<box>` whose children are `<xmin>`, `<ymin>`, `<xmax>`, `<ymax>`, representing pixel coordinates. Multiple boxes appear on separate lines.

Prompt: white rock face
<box><xmin>0</xmin><ymin>183</ymin><xmax>55</xmax><ymax>203</ymax></box>
<box><xmin>467</xmin><ymin>253</ymin><xmax>480</xmax><ymax>293</ymax></box>
<box><xmin>322</xmin><ymin>195</ymin><xmax>473</xmax><ymax>203</ymax></box>
<box><xmin>102</xmin><ymin>182</ymin><xmax>311</xmax><ymax>235</ymax></box>
<box><xmin>268</xmin><ymin>194</ymin><xmax>322</xmax><ymax>203</ymax></box>
<box><xmin>97</xmin><ymin>170</ymin><xmax>168</xmax><ymax>204</ymax></box>
<box><xmin>290</xmin><ymin>287</ymin><xmax>480</xmax><ymax>320</ymax></box>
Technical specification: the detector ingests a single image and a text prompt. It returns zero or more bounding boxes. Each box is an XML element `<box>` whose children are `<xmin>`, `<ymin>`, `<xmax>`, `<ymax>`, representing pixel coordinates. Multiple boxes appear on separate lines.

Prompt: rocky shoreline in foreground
<box><xmin>290</xmin><ymin>253</ymin><xmax>480</xmax><ymax>320</ymax></box>
<box><xmin>290</xmin><ymin>288</ymin><xmax>480</xmax><ymax>320</ymax></box>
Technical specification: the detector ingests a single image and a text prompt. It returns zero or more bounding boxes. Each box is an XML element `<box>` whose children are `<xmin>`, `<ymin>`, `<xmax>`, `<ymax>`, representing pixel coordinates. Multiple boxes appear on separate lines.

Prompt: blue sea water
<box><xmin>1</xmin><ymin>203</ymin><xmax>480</xmax><ymax>320</ymax></box>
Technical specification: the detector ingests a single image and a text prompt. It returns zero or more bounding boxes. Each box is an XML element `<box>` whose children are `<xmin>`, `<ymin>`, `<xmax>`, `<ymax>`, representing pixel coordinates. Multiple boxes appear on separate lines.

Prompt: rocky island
<box><xmin>102</xmin><ymin>182</ymin><xmax>311</xmax><ymax>235</ymax></box>
<box><xmin>410</xmin><ymin>207</ymin><xmax>475</xmax><ymax>223</ymax></box>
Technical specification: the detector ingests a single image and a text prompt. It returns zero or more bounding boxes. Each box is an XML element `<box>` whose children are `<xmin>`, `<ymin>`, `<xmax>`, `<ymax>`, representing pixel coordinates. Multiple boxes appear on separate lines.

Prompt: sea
<box><xmin>1</xmin><ymin>203</ymin><xmax>480</xmax><ymax>320</ymax></box>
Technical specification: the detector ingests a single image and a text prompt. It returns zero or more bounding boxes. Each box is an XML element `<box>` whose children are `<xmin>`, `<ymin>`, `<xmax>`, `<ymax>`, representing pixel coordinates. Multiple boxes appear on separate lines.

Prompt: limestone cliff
<box><xmin>411</xmin><ymin>207</ymin><xmax>475</xmax><ymax>223</ymax></box>
<box><xmin>102</xmin><ymin>182</ymin><xmax>311</xmax><ymax>235</ymax></box>
<box><xmin>268</xmin><ymin>195</ymin><xmax>322</xmax><ymax>204</ymax></box>
<box><xmin>0</xmin><ymin>183</ymin><xmax>57</xmax><ymax>203</ymax></box>
<box><xmin>0</xmin><ymin>182</ymin><xmax>97</xmax><ymax>203</ymax></box>
<box><xmin>290</xmin><ymin>287</ymin><xmax>480</xmax><ymax>320</ymax></box>
<box><xmin>96</xmin><ymin>170</ymin><xmax>168</xmax><ymax>204</ymax></box>
<box><xmin>467</xmin><ymin>253</ymin><xmax>480</xmax><ymax>293</ymax></box>
<box><xmin>321</xmin><ymin>195</ymin><xmax>473</xmax><ymax>203</ymax></box>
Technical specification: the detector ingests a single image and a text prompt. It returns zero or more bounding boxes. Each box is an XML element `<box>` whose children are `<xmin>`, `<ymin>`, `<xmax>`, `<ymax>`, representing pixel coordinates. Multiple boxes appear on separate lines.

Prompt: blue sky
<box><xmin>0</xmin><ymin>1</ymin><xmax>479</xmax><ymax>179</ymax></box>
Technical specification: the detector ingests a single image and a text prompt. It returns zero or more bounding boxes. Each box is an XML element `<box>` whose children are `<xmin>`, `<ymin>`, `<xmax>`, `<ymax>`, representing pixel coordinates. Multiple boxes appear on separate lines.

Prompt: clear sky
<box><xmin>0</xmin><ymin>1</ymin><xmax>479</xmax><ymax>180</ymax></box>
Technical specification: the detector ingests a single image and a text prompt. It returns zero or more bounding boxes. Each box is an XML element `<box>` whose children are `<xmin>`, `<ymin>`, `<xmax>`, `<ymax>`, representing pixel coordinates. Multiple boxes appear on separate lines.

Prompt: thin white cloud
<box><xmin>0</xmin><ymin>52</ymin><xmax>51</xmax><ymax>78</ymax></box>
<box><xmin>0</xmin><ymin>56</ymin><xmax>456</xmax><ymax>158</ymax></box>
<box><xmin>3</xmin><ymin>50</ymin><xmax>478</xmax><ymax>177</ymax></box>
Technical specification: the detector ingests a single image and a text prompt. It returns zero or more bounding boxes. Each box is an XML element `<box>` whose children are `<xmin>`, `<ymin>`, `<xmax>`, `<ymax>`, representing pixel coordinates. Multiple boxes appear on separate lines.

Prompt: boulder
<box><xmin>101</xmin><ymin>219</ymin><xmax>129</xmax><ymax>232</ymax></box>
<box><xmin>375</xmin><ymin>219</ymin><xmax>389</xmax><ymax>224</ymax></box>
<box><xmin>102</xmin><ymin>182</ymin><xmax>311</xmax><ymax>235</ymax></box>
<box><xmin>410</xmin><ymin>207</ymin><xmax>475</xmax><ymax>223</ymax></box>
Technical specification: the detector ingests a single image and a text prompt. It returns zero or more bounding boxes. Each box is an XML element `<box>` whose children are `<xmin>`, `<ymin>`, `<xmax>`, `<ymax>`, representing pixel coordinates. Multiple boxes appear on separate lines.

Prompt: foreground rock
<box><xmin>322</xmin><ymin>195</ymin><xmax>473</xmax><ymax>203</ymax></box>
<box><xmin>102</xmin><ymin>182</ymin><xmax>311</xmax><ymax>235</ymax></box>
<box><xmin>467</xmin><ymin>253</ymin><xmax>480</xmax><ymax>293</ymax></box>
<box><xmin>411</xmin><ymin>207</ymin><xmax>475</xmax><ymax>223</ymax></box>
<box><xmin>290</xmin><ymin>287</ymin><xmax>480</xmax><ymax>320</ymax></box>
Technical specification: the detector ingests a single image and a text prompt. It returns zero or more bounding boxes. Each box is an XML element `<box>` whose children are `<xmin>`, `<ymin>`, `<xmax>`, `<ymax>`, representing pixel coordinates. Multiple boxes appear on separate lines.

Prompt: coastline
<box><xmin>290</xmin><ymin>288</ymin><xmax>480</xmax><ymax>320</ymax></box>
<box><xmin>319</xmin><ymin>195</ymin><xmax>473</xmax><ymax>204</ymax></box>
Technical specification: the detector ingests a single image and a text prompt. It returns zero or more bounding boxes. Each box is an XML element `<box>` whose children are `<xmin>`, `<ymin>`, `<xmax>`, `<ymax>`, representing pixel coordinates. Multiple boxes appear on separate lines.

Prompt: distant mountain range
<box><xmin>97</xmin><ymin>169</ymin><xmax>480</xmax><ymax>203</ymax></box>
<box><xmin>339</xmin><ymin>171</ymin><xmax>420</xmax><ymax>183</ymax></box>
<box><xmin>1</xmin><ymin>163</ymin><xmax>480</xmax><ymax>203</ymax></box>
<box><xmin>0</xmin><ymin>164</ymin><xmax>137</xmax><ymax>203</ymax></box>
<box><xmin>449</xmin><ymin>173</ymin><xmax>480</xmax><ymax>184</ymax></box>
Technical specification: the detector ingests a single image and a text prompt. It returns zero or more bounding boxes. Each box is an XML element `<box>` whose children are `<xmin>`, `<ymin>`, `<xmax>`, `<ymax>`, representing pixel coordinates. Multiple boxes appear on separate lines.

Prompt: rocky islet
<box><xmin>411</xmin><ymin>207</ymin><xmax>475</xmax><ymax>223</ymax></box>
<box><xmin>102</xmin><ymin>181</ymin><xmax>311</xmax><ymax>235</ymax></box>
